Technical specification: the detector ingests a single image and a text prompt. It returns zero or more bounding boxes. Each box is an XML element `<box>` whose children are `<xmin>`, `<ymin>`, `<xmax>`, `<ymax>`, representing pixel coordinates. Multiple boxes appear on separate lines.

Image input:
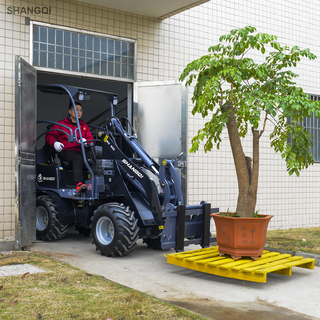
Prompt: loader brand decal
<box><xmin>121</xmin><ymin>159</ymin><xmax>144</xmax><ymax>179</ymax></box>
<box><xmin>37</xmin><ymin>174</ymin><xmax>55</xmax><ymax>183</ymax></box>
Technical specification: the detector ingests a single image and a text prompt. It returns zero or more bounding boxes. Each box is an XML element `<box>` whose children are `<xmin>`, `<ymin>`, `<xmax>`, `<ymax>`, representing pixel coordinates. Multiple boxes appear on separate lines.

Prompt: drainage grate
<box><xmin>167</xmin><ymin>246</ymin><xmax>315</xmax><ymax>283</ymax></box>
<box><xmin>0</xmin><ymin>264</ymin><xmax>47</xmax><ymax>277</ymax></box>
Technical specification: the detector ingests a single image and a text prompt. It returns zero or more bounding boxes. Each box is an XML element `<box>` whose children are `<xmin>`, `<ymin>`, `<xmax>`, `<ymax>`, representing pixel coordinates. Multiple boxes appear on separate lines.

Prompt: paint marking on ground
<box><xmin>0</xmin><ymin>264</ymin><xmax>47</xmax><ymax>277</ymax></box>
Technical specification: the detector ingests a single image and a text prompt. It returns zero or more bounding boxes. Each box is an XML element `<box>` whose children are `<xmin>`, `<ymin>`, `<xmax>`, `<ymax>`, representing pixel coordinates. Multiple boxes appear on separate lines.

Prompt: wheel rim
<box><xmin>96</xmin><ymin>216</ymin><xmax>115</xmax><ymax>245</ymax></box>
<box><xmin>36</xmin><ymin>206</ymin><xmax>49</xmax><ymax>231</ymax></box>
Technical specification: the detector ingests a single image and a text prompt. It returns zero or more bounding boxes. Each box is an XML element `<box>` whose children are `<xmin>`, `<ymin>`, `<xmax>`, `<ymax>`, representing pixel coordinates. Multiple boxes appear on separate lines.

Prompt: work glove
<box><xmin>82</xmin><ymin>138</ymin><xmax>87</xmax><ymax>146</ymax></box>
<box><xmin>54</xmin><ymin>141</ymin><xmax>64</xmax><ymax>152</ymax></box>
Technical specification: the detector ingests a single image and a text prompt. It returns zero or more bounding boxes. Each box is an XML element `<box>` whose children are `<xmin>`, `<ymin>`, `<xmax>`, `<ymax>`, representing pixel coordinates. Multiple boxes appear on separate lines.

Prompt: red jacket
<box><xmin>45</xmin><ymin>116</ymin><xmax>93</xmax><ymax>152</ymax></box>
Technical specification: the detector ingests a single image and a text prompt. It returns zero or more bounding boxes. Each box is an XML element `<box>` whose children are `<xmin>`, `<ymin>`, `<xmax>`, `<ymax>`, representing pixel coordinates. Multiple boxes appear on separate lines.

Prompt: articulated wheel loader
<box><xmin>36</xmin><ymin>84</ymin><xmax>218</xmax><ymax>257</ymax></box>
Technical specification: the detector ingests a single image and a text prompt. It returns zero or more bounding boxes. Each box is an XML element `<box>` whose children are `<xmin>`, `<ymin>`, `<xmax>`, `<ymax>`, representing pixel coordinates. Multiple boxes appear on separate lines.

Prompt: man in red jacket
<box><xmin>46</xmin><ymin>102</ymin><xmax>93</xmax><ymax>194</ymax></box>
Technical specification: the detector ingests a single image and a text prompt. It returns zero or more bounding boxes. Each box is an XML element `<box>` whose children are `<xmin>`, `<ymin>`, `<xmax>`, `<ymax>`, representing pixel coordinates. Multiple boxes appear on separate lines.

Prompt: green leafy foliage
<box><xmin>221</xmin><ymin>209</ymin><xmax>239</xmax><ymax>217</ymax></box>
<box><xmin>180</xmin><ymin>26</ymin><xmax>320</xmax><ymax>176</ymax></box>
<box><xmin>253</xmin><ymin>210</ymin><xmax>260</xmax><ymax>218</ymax></box>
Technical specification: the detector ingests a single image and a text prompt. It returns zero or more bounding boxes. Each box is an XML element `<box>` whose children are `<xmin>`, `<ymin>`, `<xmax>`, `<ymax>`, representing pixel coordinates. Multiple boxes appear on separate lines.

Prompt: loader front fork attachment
<box><xmin>161</xmin><ymin>202</ymin><xmax>219</xmax><ymax>252</ymax></box>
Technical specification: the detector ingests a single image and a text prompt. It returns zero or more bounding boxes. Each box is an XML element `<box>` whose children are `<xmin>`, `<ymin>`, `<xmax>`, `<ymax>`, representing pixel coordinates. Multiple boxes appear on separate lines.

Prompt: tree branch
<box><xmin>267</xmin><ymin>115</ymin><xmax>286</xmax><ymax>133</ymax></box>
<box><xmin>231</xmin><ymin>79</ymin><xmax>234</xmax><ymax>102</ymax></box>
<box><xmin>219</xmin><ymin>85</ymin><xmax>223</xmax><ymax>107</ymax></box>
<box><xmin>225</xmin><ymin>102</ymin><xmax>250</xmax><ymax>189</ymax></box>
<box><xmin>241</xmin><ymin>47</ymin><xmax>252</xmax><ymax>59</ymax></box>
<box><xmin>259</xmin><ymin>111</ymin><xmax>269</xmax><ymax>138</ymax></box>
<box><xmin>245</xmin><ymin>156</ymin><xmax>252</xmax><ymax>182</ymax></box>
<box><xmin>251</xmin><ymin>128</ymin><xmax>259</xmax><ymax>193</ymax></box>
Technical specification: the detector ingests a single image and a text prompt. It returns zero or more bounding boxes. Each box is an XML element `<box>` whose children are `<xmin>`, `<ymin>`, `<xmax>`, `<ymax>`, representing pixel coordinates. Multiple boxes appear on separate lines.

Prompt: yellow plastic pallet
<box><xmin>166</xmin><ymin>246</ymin><xmax>315</xmax><ymax>283</ymax></box>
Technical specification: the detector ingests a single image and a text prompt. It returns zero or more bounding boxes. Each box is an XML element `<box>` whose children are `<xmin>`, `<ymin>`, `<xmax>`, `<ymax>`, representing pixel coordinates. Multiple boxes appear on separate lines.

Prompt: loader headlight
<box><xmin>76</xmin><ymin>91</ymin><xmax>90</xmax><ymax>101</ymax></box>
<box><xmin>77</xmin><ymin>91</ymin><xmax>84</xmax><ymax>100</ymax></box>
<box><xmin>113</xmin><ymin>97</ymin><xmax>118</xmax><ymax>106</ymax></box>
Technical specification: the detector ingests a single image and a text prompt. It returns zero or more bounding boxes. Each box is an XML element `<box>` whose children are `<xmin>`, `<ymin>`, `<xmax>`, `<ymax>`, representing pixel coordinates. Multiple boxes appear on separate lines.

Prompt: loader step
<box><xmin>166</xmin><ymin>246</ymin><xmax>315</xmax><ymax>283</ymax></box>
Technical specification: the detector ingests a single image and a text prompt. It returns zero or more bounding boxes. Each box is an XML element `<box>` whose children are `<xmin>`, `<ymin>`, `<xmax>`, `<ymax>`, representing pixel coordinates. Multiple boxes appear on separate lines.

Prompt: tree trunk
<box><xmin>224</xmin><ymin>103</ymin><xmax>259</xmax><ymax>217</ymax></box>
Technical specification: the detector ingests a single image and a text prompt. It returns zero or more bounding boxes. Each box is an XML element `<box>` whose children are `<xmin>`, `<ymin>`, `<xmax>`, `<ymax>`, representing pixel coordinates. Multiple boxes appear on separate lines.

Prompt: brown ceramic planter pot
<box><xmin>211</xmin><ymin>212</ymin><xmax>273</xmax><ymax>261</ymax></box>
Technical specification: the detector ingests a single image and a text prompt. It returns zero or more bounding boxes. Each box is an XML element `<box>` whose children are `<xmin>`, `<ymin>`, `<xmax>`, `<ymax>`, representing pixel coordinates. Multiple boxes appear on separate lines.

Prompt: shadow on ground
<box><xmin>166</xmin><ymin>298</ymin><xmax>318</xmax><ymax>320</ymax></box>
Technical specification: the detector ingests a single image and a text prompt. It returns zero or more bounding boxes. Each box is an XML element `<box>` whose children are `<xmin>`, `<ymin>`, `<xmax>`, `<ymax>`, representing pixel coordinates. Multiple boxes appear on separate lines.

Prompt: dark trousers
<box><xmin>59</xmin><ymin>150</ymin><xmax>85</xmax><ymax>185</ymax></box>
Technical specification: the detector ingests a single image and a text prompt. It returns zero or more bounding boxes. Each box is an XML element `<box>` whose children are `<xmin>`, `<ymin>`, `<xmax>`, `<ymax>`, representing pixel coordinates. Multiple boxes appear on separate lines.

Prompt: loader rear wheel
<box><xmin>36</xmin><ymin>195</ymin><xmax>69</xmax><ymax>241</ymax></box>
<box><xmin>91</xmin><ymin>202</ymin><xmax>139</xmax><ymax>257</ymax></box>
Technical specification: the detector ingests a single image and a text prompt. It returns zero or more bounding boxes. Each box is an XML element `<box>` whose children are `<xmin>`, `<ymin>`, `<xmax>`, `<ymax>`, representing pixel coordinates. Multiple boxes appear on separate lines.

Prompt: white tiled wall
<box><xmin>171</xmin><ymin>0</ymin><xmax>320</xmax><ymax>231</ymax></box>
<box><xmin>1</xmin><ymin>0</ymin><xmax>320</xmax><ymax>245</ymax></box>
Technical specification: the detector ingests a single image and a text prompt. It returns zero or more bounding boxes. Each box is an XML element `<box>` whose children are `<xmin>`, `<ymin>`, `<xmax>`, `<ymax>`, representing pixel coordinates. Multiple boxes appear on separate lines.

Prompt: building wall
<box><xmin>0</xmin><ymin>0</ymin><xmax>320</xmax><ymax>246</ymax></box>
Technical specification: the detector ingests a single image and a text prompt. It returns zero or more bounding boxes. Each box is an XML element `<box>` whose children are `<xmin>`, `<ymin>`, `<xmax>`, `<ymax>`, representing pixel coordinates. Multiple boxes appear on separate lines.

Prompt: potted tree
<box><xmin>180</xmin><ymin>26</ymin><xmax>320</xmax><ymax>260</ymax></box>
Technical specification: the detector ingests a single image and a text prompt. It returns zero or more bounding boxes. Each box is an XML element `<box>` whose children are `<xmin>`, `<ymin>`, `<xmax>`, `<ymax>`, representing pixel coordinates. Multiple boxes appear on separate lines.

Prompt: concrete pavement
<box><xmin>29</xmin><ymin>230</ymin><xmax>320</xmax><ymax>320</ymax></box>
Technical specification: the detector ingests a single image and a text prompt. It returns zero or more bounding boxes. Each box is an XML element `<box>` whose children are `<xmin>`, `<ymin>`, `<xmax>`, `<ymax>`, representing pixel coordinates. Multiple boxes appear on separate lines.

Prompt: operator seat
<box><xmin>39</xmin><ymin>142</ymin><xmax>102</xmax><ymax>172</ymax></box>
<box><xmin>57</xmin><ymin>156</ymin><xmax>72</xmax><ymax>170</ymax></box>
<box><xmin>42</xmin><ymin>125</ymin><xmax>102</xmax><ymax>170</ymax></box>
<box><xmin>41</xmin><ymin>122</ymin><xmax>102</xmax><ymax>171</ymax></box>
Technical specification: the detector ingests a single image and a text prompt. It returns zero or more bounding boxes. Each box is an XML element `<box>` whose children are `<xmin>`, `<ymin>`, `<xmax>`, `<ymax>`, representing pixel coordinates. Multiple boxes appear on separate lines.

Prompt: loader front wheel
<box><xmin>36</xmin><ymin>195</ymin><xmax>69</xmax><ymax>241</ymax></box>
<box><xmin>91</xmin><ymin>202</ymin><xmax>139</xmax><ymax>257</ymax></box>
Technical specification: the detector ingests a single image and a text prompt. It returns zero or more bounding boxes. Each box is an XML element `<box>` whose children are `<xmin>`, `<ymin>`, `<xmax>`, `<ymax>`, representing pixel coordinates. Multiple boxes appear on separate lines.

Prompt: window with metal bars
<box><xmin>288</xmin><ymin>95</ymin><xmax>320</xmax><ymax>162</ymax></box>
<box><xmin>32</xmin><ymin>24</ymin><xmax>135</xmax><ymax>80</ymax></box>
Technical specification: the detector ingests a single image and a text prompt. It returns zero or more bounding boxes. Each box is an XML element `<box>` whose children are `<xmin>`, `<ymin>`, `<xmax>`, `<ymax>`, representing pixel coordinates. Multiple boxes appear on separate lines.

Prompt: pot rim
<box><xmin>210</xmin><ymin>212</ymin><xmax>274</xmax><ymax>219</ymax></box>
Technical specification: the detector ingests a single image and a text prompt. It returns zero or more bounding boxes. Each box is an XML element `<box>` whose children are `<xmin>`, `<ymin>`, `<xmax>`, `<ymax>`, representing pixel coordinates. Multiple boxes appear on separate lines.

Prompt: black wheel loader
<box><xmin>36</xmin><ymin>84</ymin><xmax>218</xmax><ymax>256</ymax></box>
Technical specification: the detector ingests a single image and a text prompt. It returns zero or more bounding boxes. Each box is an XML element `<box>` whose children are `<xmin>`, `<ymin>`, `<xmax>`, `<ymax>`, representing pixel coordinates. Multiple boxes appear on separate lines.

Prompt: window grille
<box><xmin>301</xmin><ymin>95</ymin><xmax>320</xmax><ymax>161</ymax></box>
<box><xmin>32</xmin><ymin>25</ymin><xmax>135</xmax><ymax>80</ymax></box>
<box><xmin>289</xmin><ymin>95</ymin><xmax>320</xmax><ymax>162</ymax></box>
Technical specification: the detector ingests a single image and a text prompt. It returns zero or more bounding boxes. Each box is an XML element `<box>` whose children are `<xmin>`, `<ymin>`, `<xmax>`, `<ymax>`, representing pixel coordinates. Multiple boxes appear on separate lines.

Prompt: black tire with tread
<box><xmin>91</xmin><ymin>202</ymin><xmax>139</xmax><ymax>257</ymax></box>
<box><xmin>36</xmin><ymin>195</ymin><xmax>69</xmax><ymax>241</ymax></box>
